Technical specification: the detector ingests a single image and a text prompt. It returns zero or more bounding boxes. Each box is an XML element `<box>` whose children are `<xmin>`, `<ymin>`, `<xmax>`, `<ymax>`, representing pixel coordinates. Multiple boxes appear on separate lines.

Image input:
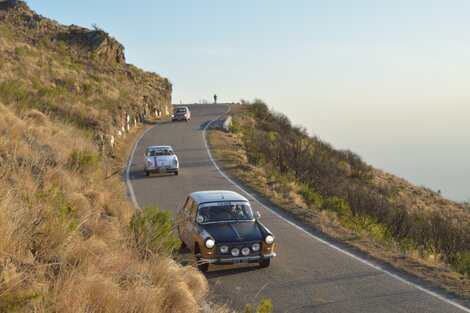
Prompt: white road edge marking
<box><xmin>202</xmin><ymin>104</ymin><xmax>470</xmax><ymax>313</ymax></box>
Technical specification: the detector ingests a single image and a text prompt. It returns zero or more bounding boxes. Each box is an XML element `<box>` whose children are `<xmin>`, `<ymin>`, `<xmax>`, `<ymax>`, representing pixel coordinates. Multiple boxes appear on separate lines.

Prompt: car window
<box><xmin>175</xmin><ymin>108</ymin><xmax>187</xmax><ymax>113</ymax></box>
<box><xmin>182</xmin><ymin>197</ymin><xmax>192</xmax><ymax>213</ymax></box>
<box><xmin>189</xmin><ymin>201</ymin><xmax>197</xmax><ymax>220</ymax></box>
<box><xmin>197</xmin><ymin>202</ymin><xmax>253</xmax><ymax>222</ymax></box>
<box><xmin>146</xmin><ymin>148</ymin><xmax>173</xmax><ymax>156</ymax></box>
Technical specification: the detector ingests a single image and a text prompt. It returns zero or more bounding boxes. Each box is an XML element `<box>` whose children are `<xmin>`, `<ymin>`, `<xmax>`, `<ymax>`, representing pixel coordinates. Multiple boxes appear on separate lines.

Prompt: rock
<box><xmin>398</xmin><ymin>253</ymin><xmax>409</xmax><ymax>259</ymax></box>
<box><xmin>57</xmin><ymin>26</ymin><xmax>125</xmax><ymax>63</ymax></box>
<box><xmin>0</xmin><ymin>0</ymin><xmax>24</xmax><ymax>11</ymax></box>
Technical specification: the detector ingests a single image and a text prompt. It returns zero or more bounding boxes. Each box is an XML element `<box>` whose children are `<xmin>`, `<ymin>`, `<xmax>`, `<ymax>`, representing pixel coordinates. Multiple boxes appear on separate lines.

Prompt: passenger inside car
<box><xmin>199</xmin><ymin>207</ymin><xmax>211</xmax><ymax>222</ymax></box>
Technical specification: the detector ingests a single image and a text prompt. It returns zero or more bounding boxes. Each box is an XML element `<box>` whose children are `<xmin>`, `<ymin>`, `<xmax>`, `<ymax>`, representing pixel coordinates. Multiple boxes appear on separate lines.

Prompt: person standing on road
<box><xmin>214</xmin><ymin>94</ymin><xmax>217</xmax><ymax>104</ymax></box>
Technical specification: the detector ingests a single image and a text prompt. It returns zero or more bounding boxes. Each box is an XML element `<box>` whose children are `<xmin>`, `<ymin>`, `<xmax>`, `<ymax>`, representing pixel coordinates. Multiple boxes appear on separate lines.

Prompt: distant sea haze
<box><xmin>279</xmin><ymin>102</ymin><xmax>470</xmax><ymax>203</ymax></box>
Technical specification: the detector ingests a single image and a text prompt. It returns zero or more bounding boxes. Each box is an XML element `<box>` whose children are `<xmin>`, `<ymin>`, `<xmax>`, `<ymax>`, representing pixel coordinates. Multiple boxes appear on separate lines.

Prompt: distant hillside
<box><xmin>208</xmin><ymin>100</ymin><xmax>470</xmax><ymax>298</ymax></box>
<box><xmin>0</xmin><ymin>0</ymin><xmax>172</xmax><ymax>152</ymax></box>
<box><xmin>0</xmin><ymin>1</ymin><xmax>216</xmax><ymax>312</ymax></box>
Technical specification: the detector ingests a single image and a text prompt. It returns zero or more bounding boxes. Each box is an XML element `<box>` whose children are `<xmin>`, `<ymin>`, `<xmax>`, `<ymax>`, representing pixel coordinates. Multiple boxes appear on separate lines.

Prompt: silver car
<box><xmin>172</xmin><ymin>106</ymin><xmax>191</xmax><ymax>122</ymax></box>
<box><xmin>144</xmin><ymin>145</ymin><xmax>179</xmax><ymax>176</ymax></box>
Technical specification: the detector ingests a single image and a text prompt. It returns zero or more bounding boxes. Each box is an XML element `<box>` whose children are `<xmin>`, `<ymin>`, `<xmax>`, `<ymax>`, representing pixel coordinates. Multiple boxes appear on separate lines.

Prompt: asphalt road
<box><xmin>127</xmin><ymin>104</ymin><xmax>469</xmax><ymax>313</ymax></box>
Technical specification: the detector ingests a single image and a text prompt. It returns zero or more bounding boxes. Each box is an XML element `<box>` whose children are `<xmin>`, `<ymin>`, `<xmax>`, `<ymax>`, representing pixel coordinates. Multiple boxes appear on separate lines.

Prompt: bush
<box><xmin>322</xmin><ymin>196</ymin><xmax>352</xmax><ymax>218</ymax></box>
<box><xmin>14</xmin><ymin>46</ymin><xmax>40</xmax><ymax>58</ymax></box>
<box><xmin>398</xmin><ymin>237</ymin><xmax>417</xmax><ymax>253</ymax></box>
<box><xmin>130</xmin><ymin>206</ymin><xmax>181</xmax><ymax>257</ymax></box>
<box><xmin>242</xmin><ymin>298</ymin><xmax>272</xmax><ymax>313</ymax></box>
<box><xmin>299</xmin><ymin>187</ymin><xmax>323</xmax><ymax>209</ymax></box>
<box><xmin>256</xmin><ymin>299</ymin><xmax>272</xmax><ymax>313</ymax></box>
<box><xmin>230</xmin><ymin>118</ymin><xmax>243</xmax><ymax>134</ymax></box>
<box><xmin>0</xmin><ymin>79</ymin><xmax>32</xmax><ymax>110</ymax></box>
<box><xmin>67</xmin><ymin>149</ymin><xmax>99</xmax><ymax>173</ymax></box>
<box><xmin>0</xmin><ymin>293</ymin><xmax>39</xmax><ymax>312</ymax></box>
<box><xmin>454</xmin><ymin>252</ymin><xmax>470</xmax><ymax>275</ymax></box>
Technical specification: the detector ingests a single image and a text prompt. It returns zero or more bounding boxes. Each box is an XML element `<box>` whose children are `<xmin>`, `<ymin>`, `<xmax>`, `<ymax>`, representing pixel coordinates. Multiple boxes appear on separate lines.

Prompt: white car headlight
<box><xmin>252</xmin><ymin>243</ymin><xmax>261</xmax><ymax>252</ymax></box>
<box><xmin>265</xmin><ymin>235</ymin><xmax>274</xmax><ymax>245</ymax></box>
<box><xmin>231</xmin><ymin>248</ymin><xmax>240</xmax><ymax>257</ymax></box>
<box><xmin>220</xmin><ymin>245</ymin><xmax>229</xmax><ymax>254</ymax></box>
<box><xmin>241</xmin><ymin>247</ymin><xmax>250</xmax><ymax>256</ymax></box>
<box><xmin>205</xmin><ymin>239</ymin><xmax>215</xmax><ymax>249</ymax></box>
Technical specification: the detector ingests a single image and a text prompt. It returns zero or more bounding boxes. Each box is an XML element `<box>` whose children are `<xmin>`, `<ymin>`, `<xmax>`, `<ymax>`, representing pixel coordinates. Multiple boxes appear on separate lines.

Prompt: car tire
<box><xmin>259</xmin><ymin>259</ymin><xmax>270</xmax><ymax>268</ymax></box>
<box><xmin>195</xmin><ymin>245</ymin><xmax>209</xmax><ymax>273</ymax></box>
<box><xmin>174</xmin><ymin>171</ymin><xmax>179</xmax><ymax>176</ymax></box>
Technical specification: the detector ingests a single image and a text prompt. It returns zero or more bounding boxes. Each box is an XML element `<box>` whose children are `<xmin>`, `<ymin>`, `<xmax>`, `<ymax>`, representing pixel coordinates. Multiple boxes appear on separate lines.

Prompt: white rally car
<box><xmin>144</xmin><ymin>145</ymin><xmax>179</xmax><ymax>176</ymax></box>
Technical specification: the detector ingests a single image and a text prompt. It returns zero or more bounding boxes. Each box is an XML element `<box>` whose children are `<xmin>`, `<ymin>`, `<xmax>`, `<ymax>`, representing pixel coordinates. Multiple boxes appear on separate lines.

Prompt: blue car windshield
<box><xmin>197</xmin><ymin>202</ymin><xmax>253</xmax><ymax>222</ymax></box>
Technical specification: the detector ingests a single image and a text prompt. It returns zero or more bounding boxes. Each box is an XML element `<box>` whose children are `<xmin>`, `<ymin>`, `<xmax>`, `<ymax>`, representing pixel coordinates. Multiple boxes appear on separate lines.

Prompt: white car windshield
<box><xmin>197</xmin><ymin>202</ymin><xmax>254</xmax><ymax>222</ymax></box>
<box><xmin>146</xmin><ymin>149</ymin><xmax>174</xmax><ymax>156</ymax></box>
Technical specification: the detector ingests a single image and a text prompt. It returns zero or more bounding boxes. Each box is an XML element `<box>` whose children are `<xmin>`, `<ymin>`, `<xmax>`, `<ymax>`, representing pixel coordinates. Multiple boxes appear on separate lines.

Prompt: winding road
<box><xmin>127</xmin><ymin>104</ymin><xmax>469</xmax><ymax>313</ymax></box>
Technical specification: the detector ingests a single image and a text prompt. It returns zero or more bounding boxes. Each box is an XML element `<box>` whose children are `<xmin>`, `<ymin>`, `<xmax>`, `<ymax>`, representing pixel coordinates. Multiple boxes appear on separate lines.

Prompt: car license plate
<box><xmin>234</xmin><ymin>258</ymin><xmax>248</xmax><ymax>264</ymax></box>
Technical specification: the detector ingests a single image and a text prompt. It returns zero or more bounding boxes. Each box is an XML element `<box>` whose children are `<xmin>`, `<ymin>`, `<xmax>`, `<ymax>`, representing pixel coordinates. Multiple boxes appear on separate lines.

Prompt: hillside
<box><xmin>0</xmin><ymin>1</ymin><xmax>217</xmax><ymax>312</ymax></box>
<box><xmin>0</xmin><ymin>0</ymin><xmax>171</xmax><ymax>153</ymax></box>
<box><xmin>208</xmin><ymin>100</ymin><xmax>470</xmax><ymax>298</ymax></box>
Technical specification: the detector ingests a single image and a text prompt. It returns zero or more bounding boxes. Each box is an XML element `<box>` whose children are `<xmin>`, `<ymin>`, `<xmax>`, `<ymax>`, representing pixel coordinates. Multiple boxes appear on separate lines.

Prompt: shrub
<box><xmin>298</xmin><ymin>187</ymin><xmax>323</xmax><ymax>209</ymax></box>
<box><xmin>0</xmin><ymin>80</ymin><xmax>32</xmax><ymax>110</ymax></box>
<box><xmin>229</xmin><ymin>118</ymin><xmax>243</xmax><ymax>134</ymax></box>
<box><xmin>67</xmin><ymin>149</ymin><xmax>99</xmax><ymax>173</ymax></box>
<box><xmin>256</xmin><ymin>299</ymin><xmax>272</xmax><ymax>313</ymax></box>
<box><xmin>454</xmin><ymin>252</ymin><xmax>470</xmax><ymax>275</ymax></box>
<box><xmin>14</xmin><ymin>46</ymin><xmax>40</xmax><ymax>58</ymax></box>
<box><xmin>398</xmin><ymin>237</ymin><xmax>417</xmax><ymax>253</ymax></box>
<box><xmin>242</xmin><ymin>298</ymin><xmax>272</xmax><ymax>313</ymax></box>
<box><xmin>0</xmin><ymin>293</ymin><xmax>40</xmax><ymax>312</ymax></box>
<box><xmin>322</xmin><ymin>196</ymin><xmax>352</xmax><ymax>218</ymax></box>
<box><xmin>130</xmin><ymin>206</ymin><xmax>181</xmax><ymax>257</ymax></box>
<box><xmin>35</xmin><ymin>185</ymin><xmax>78</xmax><ymax>231</ymax></box>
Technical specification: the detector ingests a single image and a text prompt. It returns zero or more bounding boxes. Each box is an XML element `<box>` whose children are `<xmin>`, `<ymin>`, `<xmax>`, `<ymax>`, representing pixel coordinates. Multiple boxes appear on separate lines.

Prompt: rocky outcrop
<box><xmin>0</xmin><ymin>0</ymin><xmax>24</xmax><ymax>11</ymax></box>
<box><xmin>1</xmin><ymin>0</ymin><xmax>125</xmax><ymax>64</ymax></box>
<box><xmin>58</xmin><ymin>27</ymin><xmax>125</xmax><ymax>64</ymax></box>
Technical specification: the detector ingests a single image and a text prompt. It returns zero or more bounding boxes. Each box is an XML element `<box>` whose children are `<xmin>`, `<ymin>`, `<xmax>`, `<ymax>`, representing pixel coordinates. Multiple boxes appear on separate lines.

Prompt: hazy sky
<box><xmin>27</xmin><ymin>1</ymin><xmax>470</xmax><ymax>201</ymax></box>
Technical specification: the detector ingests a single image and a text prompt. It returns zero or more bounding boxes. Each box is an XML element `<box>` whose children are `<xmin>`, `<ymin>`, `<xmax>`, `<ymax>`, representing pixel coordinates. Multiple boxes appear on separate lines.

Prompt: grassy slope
<box><xmin>0</xmin><ymin>2</ymin><xmax>222</xmax><ymax>312</ymax></box>
<box><xmin>207</xmin><ymin>102</ymin><xmax>470</xmax><ymax>299</ymax></box>
<box><xmin>0</xmin><ymin>1</ymin><xmax>171</xmax><ymax>151</ymax></box>
<box><xmin>0</xmin><ymin>104</ymin><xmax>210</xmax><ymax>312</ymax></box>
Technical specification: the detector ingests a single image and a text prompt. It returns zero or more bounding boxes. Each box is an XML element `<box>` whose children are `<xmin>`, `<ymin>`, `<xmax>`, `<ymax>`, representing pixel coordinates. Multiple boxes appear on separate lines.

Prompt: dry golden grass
<box><xmin>0</xmin><ymin>103</ymin><xmax>221</xmax><ymax>312</ymax></box>
<box><xmin>0</xmin><ymin>4</ymin><xmax>231</xmax><ymax>310</ymax></box>
<box><xmin>25</xmin><ymin>109</ymin><xmax>49</xmax><ymax>127</ymax></box>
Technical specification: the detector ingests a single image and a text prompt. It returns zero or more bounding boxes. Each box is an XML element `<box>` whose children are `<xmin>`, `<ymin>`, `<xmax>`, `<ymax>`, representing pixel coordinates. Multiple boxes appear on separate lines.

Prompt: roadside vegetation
<box><xmin>0</xmin><ymin>104</ymin><xmax>211</xmax><ymax>312</ymax></box>
<box><xmin>0</xmin><ymin>2</ymin><xmax>233</xmax><ymax>312</ymax></box>
<box><xmin>207</xmin><ymin>99</ymin><xmax>470</xmax><ymax>298</ymax></box>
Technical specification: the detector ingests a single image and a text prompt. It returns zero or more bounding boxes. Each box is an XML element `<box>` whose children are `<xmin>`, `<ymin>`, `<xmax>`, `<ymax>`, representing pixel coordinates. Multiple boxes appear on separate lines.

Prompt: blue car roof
<box><xmin>190</xmin><ymin>190</ymin><xmax>248</xmax><ymax>204</ymax></box>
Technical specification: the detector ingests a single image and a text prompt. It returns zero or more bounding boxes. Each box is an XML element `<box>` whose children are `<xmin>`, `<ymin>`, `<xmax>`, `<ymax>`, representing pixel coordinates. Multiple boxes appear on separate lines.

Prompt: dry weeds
<box><xmin>207</xmin><ymin>107</ymin><xmax>470</xmax><ymax>299</ymax></box>
<box><xmin>0</xmin><ymin>103</ymin><xmax>218</xmax><ymax>312</ymax></box>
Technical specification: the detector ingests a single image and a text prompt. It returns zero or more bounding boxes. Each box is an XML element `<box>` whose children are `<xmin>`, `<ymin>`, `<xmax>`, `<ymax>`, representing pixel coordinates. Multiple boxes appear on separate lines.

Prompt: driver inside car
<box><xmin>227</xmin><ymin>204</ymin><xmax>245</xmax><ymax>219</ymax></box>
